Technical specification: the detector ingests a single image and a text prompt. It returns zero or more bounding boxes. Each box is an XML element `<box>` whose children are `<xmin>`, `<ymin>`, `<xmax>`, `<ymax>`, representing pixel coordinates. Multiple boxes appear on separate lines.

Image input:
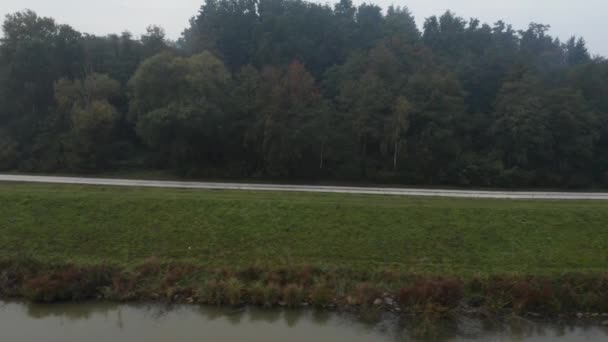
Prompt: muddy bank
<box><xmin>1</xmin><ymin>258</ymin><xmax>608</xmax><ymax>322</ymax></box>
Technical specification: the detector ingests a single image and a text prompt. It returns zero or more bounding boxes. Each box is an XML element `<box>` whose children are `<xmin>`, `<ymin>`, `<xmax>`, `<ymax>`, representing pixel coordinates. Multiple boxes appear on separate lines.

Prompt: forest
<box><xmin>1</xmin><ymin>0</ymin><xmax>607</xmax><ymax>188</ymax></box>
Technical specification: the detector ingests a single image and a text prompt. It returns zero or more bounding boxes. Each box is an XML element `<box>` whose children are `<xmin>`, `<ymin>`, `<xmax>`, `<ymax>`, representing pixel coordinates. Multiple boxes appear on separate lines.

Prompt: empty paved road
<box><xmin>1</xmin><ymin>174</ymin><xmax>608</xmax><ymax>200</ymax></box>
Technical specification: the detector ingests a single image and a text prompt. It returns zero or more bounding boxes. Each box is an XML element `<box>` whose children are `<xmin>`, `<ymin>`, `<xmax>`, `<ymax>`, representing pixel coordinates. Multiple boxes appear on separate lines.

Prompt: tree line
<box><xmin>1</xmin><ymin>0</ymin><xmax>607</xmax><ymax>188</ymax></box>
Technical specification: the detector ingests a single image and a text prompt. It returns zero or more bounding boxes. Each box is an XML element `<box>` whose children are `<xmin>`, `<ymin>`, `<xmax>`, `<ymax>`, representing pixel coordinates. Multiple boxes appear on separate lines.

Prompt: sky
<box><xmin>2</xmin><ymin>0</ymin><xmax>607</xmax><ymax>57</ymax></box>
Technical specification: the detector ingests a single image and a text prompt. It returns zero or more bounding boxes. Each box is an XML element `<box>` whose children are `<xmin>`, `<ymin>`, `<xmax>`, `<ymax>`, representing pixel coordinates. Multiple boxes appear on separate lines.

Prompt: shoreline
<box><xmin>2</xmin><ymin>259</ymin><xmax>608</xmax><ymax>324</ymax></box>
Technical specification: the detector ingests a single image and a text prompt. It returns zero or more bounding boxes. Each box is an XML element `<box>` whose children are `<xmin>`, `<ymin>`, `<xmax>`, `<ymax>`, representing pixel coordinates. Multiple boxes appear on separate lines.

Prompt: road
<box><xmin>1</xmin><ymin>174</ymin><xmax>608</xmax><ymax>200</ymax></box>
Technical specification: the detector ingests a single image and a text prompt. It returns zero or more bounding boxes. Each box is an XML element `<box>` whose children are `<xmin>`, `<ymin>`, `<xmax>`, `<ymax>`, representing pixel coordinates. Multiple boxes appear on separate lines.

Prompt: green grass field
<box><xmin>1</xmin><ymin>182</ymin><xmax>607</xmax><ymax>275</ymax></box>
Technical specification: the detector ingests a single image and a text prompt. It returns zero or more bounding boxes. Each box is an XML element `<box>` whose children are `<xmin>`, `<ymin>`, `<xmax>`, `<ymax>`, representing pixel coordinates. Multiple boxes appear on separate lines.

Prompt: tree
<box><xmin>245</xmin><ymin>61</ymin><xmax>324</xmax><ymax>176</ymax></box>
<box><xmin>423</xmin><ymin>11</ymin><xmax>466</xmax><ymax>58</ymax></box>
<box><xmin>384</xmin><ymin>6</ymin><xmax>419</xmax><ymax>40</ymax></box>
<box><xmin>384</xmin><ymin>96</ymin><xmax>411</xmax><ymax>171</ymax></box>
<box><xmin>519</xmin><ymin>23</ymin><xmax>565</xmax><ymax>72</ymax></box>
<box><xmin>0</xmin><ymin>11</ymin><xmax>89</xmax><ymax>170</ymax></box>
<box><xmin>406</xmin><ymin>71</ymin><xmax>466</xmax><ymax>183</ymax></box>
<box><xmin>141</xmin><ymin>25</ymin><xmax>168</xmax><ymax>57</ymax></box>
<box><xmin>0</xmin><ymin>10</ymin><xmax>60</xmax><ymax>136</ymax></box>
<box><xmin>0</xmin><ymin>133</ymin><xmax>18</xmax><ymax>170</ymax></box>
<box><xmin>355</xmin><ymin>3</ymin><xmax>384</xmax><ymax>49</ymax></box>
<box><xmin>491</xmin><ymin>73</ymin><xmax>552</xmax><ymax>184</ymax></box>
<box><xmin>54</xmin><ymin>73</ymin><xmax>121</xmax><ymax>170</ymax></box>
<box><xmin>330</xmin><ymin>38</ymin><xmax>414</xmax><ymax>177</ymax></box>
<box><xmin>1</xmin><ymin>4</ymin><xmax>607</xmax><ymax>187</ymax></box>
<box><xmin>129</xmin><ymin>51</ymin><xmax>231</xmax><ymax>171</ymax></box>
<box><xmin>544</xmin><ymin>88</ymin><xmax>598</xmax><ymax>185</ymax></box>
<box><xmin>565</xmin><ymin>37</ymin><xmax>591</xmax><ymax>66</ymax></box>
<box><xmin>183</xmin><ymin>0</ymin><xmax>258</xmax><ymax>70</ymax></box>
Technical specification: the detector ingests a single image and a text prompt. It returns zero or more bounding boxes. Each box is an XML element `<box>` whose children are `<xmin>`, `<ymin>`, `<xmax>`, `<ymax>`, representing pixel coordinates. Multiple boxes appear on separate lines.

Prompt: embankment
<box><xmin>1</xmin><ymin>183</ymin><xmax>607</xmax><ymax>318</ymax></box>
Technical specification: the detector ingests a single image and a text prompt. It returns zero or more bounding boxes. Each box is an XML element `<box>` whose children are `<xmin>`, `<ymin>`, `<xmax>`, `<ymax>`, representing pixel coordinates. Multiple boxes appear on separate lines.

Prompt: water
<box><xmin>1</xmin><ymin>301</ymin><xmax>607</xmax><ymax>342</ymax></box>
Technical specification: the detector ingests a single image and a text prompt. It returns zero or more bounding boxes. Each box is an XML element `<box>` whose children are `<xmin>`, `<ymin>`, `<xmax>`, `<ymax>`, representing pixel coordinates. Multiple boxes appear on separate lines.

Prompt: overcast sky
<box><xmin>2</xmin><ymin>0</ymin><xmax>607</xmax><ymax>56</ymax></box>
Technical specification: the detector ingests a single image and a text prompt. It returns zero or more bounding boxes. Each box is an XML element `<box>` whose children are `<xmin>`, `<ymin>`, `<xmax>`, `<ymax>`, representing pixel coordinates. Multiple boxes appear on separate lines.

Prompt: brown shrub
<box><xmin>215</xmin><ymin>268</ymin><xmax>237</xmax><ymax>280</ymax></box>
<box><xmin>554</xmin><ymin>274</ymin><xmax>608</xmax><ymax>312</ymax></box>
<box><xmin>0</xmin><ymin>258</ymin><xmax>41</xmax><ymax>296</ymax></box>
<box><xmin>294</xmin><ymin>265</ymin><xmax>318</xmax><ymax>287</ymax></box>
<box><xmin>510</xmin><ymin>281</ymin><xmax>540</xmax><ymax>314</ymax></box>
<box><xmin>162</xmin><ymin>263</ymin><xmax>196</xmax><ymax>288</ymax></box>
<box><xmin>378</xmin><ymin>269</ymin><xmax>402</xmax><ymax>284</ymax></box>
<box><xmin>484</xmin><ymin>277</ymin><xmax>557</xmax><ymax>315</ymax></box>
<box><xmin>310</xmin><ymin>282</ymin><xmax>335</xmax><ymax>308</ymax></box>
<box><xmin>263</xmin><ymin>282</ymin><xmax>281</xmax><ymax>306</ymax></box>
<box><xmin>133</xmin><ymin>258</ymin><xmax>163</xmax><ymax>279</ymax></box>
<box><xmin>249</xmin><ymin>282</ymin><xmax>266</xmax><ymax>306</ymax></box>
<box><xmin>23</xmin><ymin>265</ymin><xmax>112</xmax><ymax>302</ymax></box>
<box><xmin>351</xmin><ymin>282</ymin><xmax>382</xmax><ymax>306</ymax></box>
<box><xmin>592</xmin><ymin>275</ymin><xmax>608</xmax><ymax>311</ymax></box>
<box><xmin>246</xmin><ymin>281</ymin><xmax>282</xmax><ymax>306</ymax></box>
<box><xmin>200</xmin><ymin>279</ymin><xmax>225</xmax><ymax>305</ymax></box>
<box><xmin>165</xmin><ymin>286</ymin><xmax>195</xmax><ymax>302</ymax></box>
<box><xmin>238</xmin><ymin>266</ymin><xmax>263</xmax><ymax>282</ymax></box>
<box><xmin>109</xmin><ymin>273</ymin><xmax>138</xmax><ymax>301</ymax></box>
<box><xmin>282</xmin><ymin>283</ymin><xmax>305</xmax><ymax>307</ymax></box>
<box><xmin>399</xmin><ymin>278</ymin><xmax>463</xmax><ymax>310</ymax></box>
<box><xmin>262</xmin><ymin>271</ymin><xmax>283</xmax><ymax>285</ymax></box>
<box><xmin>224</xmin><ymin>278</ymin><xmax>244</xmax><ymax>306</ymax></box>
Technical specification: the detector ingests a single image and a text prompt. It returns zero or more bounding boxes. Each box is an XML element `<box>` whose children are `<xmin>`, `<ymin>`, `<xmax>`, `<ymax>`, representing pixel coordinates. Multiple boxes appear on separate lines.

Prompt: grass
<box><xmin>1</xmin><ymin>182</ymin><xmax>608</xmax><ymax>276</ymax></box>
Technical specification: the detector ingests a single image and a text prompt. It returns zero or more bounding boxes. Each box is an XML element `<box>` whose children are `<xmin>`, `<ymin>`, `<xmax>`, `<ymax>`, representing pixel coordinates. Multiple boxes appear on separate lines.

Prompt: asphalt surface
<box><xmin>1</xmin><ymin>174</ymin><xmax>608</xmax><ymax>200</ymax></box>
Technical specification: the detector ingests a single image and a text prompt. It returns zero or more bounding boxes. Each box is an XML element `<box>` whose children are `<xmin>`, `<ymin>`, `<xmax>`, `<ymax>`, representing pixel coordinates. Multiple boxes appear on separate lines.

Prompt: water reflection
<box><xmin>246</xmin><ymin>307</ymin><xmax>282</xmax><ymax>325</ymax></box>
<box><xmin>311</xmin><ymin>309</ymin><xmax>331</xmax><ymax>326</ymax></box>
<box><xmin>393</xmin><ymin>315</ymin><xmax>608</xmax><ymax>342</ymax></box>
<box><xmin>25</xmin><ymin>301</ymin><xmax>119</xmax><ymax>321</ymax></box>
<box><xmin>1</xmin><ymin>301</ymin><xmax>607</xmax><ymax>342</ymax></box>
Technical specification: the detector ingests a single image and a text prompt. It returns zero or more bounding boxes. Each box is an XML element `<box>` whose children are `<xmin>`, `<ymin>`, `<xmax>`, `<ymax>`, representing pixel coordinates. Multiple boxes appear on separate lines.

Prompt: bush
<box><xmin>249</xmin><ymin>282</ymin><xmax>266</xmax><ymax>306</ymax></box>
<box><xmin>162</xmin><ymin>263</ymin><xmax>196</xmax><ymax>288</ymax></box>
<box><xmin>399</xmin><ymin>278</ymin><xmax>463</xmax><ymax>310</ymax></box>
<box><xmin>294</xmin><ymin>265</ymin><xmax>318</xmax><ymax>287</ymax></box>
<box><xmin>109</xmin><ymin>273</ymin><xmax>138</xmax><ymax>301</ymax></box>
<box><xmin>282</xmin><ymin>283</ymin><xmax>305</xmax><ymax>307</ymax></box>
<box><xmin>0</xmin><ymin>258</ymin><xmax>41</xmax><ymax>296</ymax></box>
<box><xmin>224</xmin><ymin>277</ymin><xmax>244</xmax><ymax>306</ymax></box>
<box><xmin>484</xmin><ymin>277</ymin><xmax>558</xmax><ymax>315</ymax></box>
<box><xmin>310</xmin><ymin>282</ymin><xmax>335</xmax><ymax>308</ymax></box>
<box><xmin>351</xmin><ymin>282</ymin><xmax>382</xmax><ymax>306</ymax></box>
<box><xmin>200</xmin><ymin>279</ymin><xmax>225</xmax><ymax>305</ymax></box>
<box><xmin>133</xmin><ymin>258</ymin><xmax>163</xmax><ymax>279</ymax></box>
<box><xmin>238</xmin><ymin>266</ymin><xmax>263</xmax><ymax>282</ymax></box>
<box><xmin>511</xmin><ymin>280</ymin><xmax>555</xmax><ymax>314</ymax></box>
<box><xmin>249</xmin><ymin>281</ymin><xmax>282</xmax><ymax>306</ymax></box>
<box><xmin>22</xmin><ymin>265</ymin><xmax>112</xmax><ymax>302</ymax></box>
<box><xmin>263</xmin><ymin>282</ymin><xmax>281</xmax><ymax>306</ymax></box>
<box><xmin>262</xmin><ymin>271</ymin><xmax>283</xmax><ymax>286</ymax></box>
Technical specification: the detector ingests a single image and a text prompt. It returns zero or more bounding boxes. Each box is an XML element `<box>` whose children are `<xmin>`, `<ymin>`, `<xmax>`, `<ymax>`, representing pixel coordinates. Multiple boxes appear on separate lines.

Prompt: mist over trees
<box><xmin>1</xmin><ymin>1</ymin><xmax>607</xmax><ymax>187</ymax></box>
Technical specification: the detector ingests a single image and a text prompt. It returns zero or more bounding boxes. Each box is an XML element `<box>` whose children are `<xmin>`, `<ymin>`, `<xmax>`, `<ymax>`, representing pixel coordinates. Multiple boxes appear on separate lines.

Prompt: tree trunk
<box><xmin>319</xmin><ymin>138</ymin><xmax>325</xmax><ymax>169</ymax></box>
<box><xmin>393</xmin><ymin>140</ymin><xmax>398</xmax><ymax>171</ymax></box>
<box><xmin>361</xmin><ymin>138</ymin><xmax>367</xmax><ymax>177</ymax></box>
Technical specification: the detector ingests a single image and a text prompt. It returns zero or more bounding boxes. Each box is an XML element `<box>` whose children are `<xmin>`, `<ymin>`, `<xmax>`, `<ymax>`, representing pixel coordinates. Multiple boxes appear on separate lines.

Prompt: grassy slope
<box><xmin>1</xmin><ymin>182</ymin><xmax>607</xmax><ymax>275</ymax></box>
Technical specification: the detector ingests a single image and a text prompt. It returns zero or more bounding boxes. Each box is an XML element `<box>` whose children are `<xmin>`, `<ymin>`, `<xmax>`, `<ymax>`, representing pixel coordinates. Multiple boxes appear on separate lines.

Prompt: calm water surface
<box><xmin>1</xmin><ymin>301</ymin><xmax>607</xmax><ymax>341</ymax></box>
